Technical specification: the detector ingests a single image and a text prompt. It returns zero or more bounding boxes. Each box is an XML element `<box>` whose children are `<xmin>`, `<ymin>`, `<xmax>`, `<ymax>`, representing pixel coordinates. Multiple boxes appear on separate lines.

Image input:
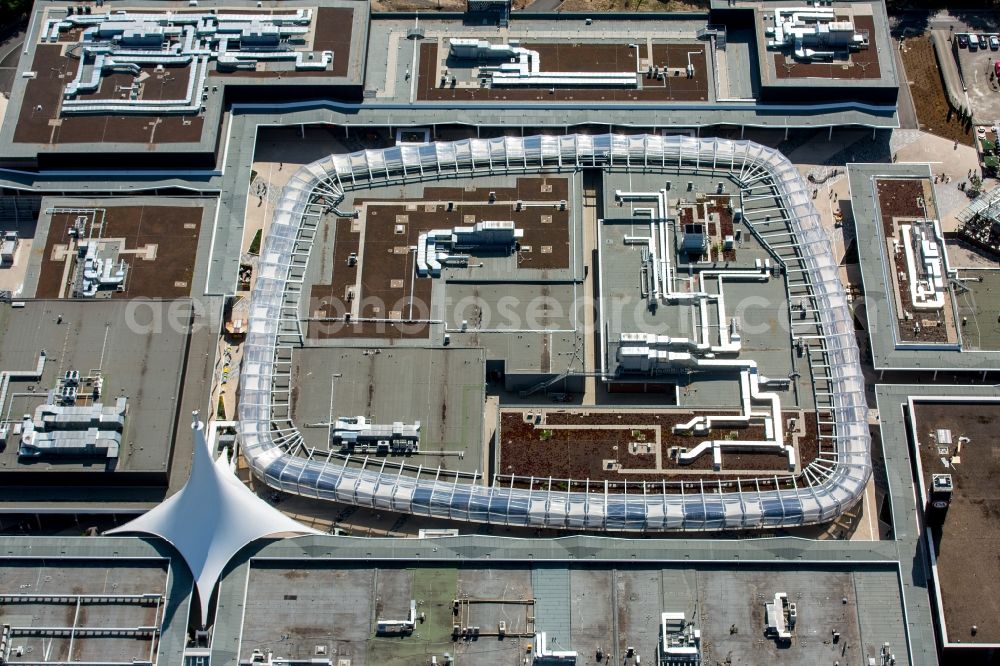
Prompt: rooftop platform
<box><xmin>876</xmin><ymin>384</ymin><xmax>1000</xmax><ymax>653</ymax></box>
<box><xmin>21</xmin><ymin>197</ymin><xmax>216</xmax><ymax>300</ymax></box>
<box><xmin>0</xmin><ymin>510</ymin><xmax>941</xmax><ymax>666</ymax></box>
<box><xmin>239</xmin><ymin>133</ymin><xmax>871</xmax><ymax>532</ymax></box>
<box><xmin>912</xmin><ymin>397</ymin><xmax>1000</xmax><ymax>647</ymax></box>
<box><xmin>0</xmin><ymin>299</ymin><xmax>192</xmax><ymax>507</ymax></box>
<box><xmin>303</xmin><ymin>175</ymin><xmax>578</xmax><ymax>343</ymax></box>
<box><xmin>598</xmin><ymin>170</ymin><xmax>814</xmax><ymax>410</ymax></box>
<box><xmin>848</xmin><ymin>162</ymin><xmax>1000</xmax><ymax>372</ymax></box>
<box><xmin>220</xmin><ymin>558</ymin><xmax>910</xmax><ymax>666</ymax></box>
<box><xmin>0</xmin><ymin>0</ymin><xmax>370</xmax><ymax>168</ymax></box>
<box><xmin>715</xmin><ymin>0</ymin><xmax>897</xmax><ymax>103</ymax></box>
<box><xmin>290</xmin><ymin>346</ymin><xmax>486</xmax><ymax>477</ymax></box>
<box><xmin>497</xmin><ymin>406</ymin><xmax>820</xmax><ymax>488</ymax></box>
<box><xmin>0</xmin><ymin>537</ymin><xmax>192</xmax><ymax>665</ymax></box>
<box><xmin>0</xmin><ymin>1</ymin><xmax>902</xmax><ymax>170</ymax></box>
<box><xmin>0</xmin><ymin>559</ymin><xmax>167</xmax><ymax>663</ymax></box>
<box><xmin>367</xmin><ymin>14</ymin><xmax>713</xmax><ymax>106</ymax></box>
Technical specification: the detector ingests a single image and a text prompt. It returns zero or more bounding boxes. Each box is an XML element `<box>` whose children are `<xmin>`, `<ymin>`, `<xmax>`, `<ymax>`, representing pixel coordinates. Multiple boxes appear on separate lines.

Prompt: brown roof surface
<box><xmin>76</xmin><ymin>65</ymin><xmax>193</xmax><ymax>101</ymax></box>
<box><xmin>313</xmin><ymin>6</ymin><xmax>355</xmax><ymax>77</ymax></box>
<box><xmin>497</xmin><ymin>409</ymin><xmax>819</xmax><ymax>490</ymax></box>
<box><xmin>214</xmin><ymin>6</ymin><xmax>355</xmax><ymax>79</ymax></box>
<box><xmin>309</xmin><ymin>177</ymin><xmax>571</xmax><ymax>340</ymax></box>
<box><xmin>873</xmin><ymin>177</ymin><xmax>956</xmax><ymax>345</ymax></box>
<box><xmin>12</xmin><ymin>5</ymin><xmax>358</xmax><ymax>146</ymax></box>
<box><xmin>771</xmin><ymin>15</ymin><xmax>881</xmax><ymax>81</ymax></box>
<box><xmin>36</xmin><ymin>204</ymin><xmax>203</xmax><ymax>299</ymax></box>
<box><xmin>14</xmin><ymin>45</ymin><xmax>203</xmax><ymax>145</ymax></box>
<box><xmin>418</xmin><ymin>42</ymin><xmax>708</xmax><ymax>102</ymax></box>
<box><xmin>913</xmin><ymin>400</ymin><xmax>1000</xmax><ymax>644</ymax></box>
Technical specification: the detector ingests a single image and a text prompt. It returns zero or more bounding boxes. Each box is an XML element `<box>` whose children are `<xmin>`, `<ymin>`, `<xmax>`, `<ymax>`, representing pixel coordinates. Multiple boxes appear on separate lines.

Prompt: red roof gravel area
<box><xmin>14</xmin><ymin>45</ymin><xmax>203</xmax><ymax>145</ymax></box>
<box><xmin>498</xmin><ymin>410</ymin><xmax>818</xmax><ymax>487</ymax></box>
<box><xmin>418</xmin><ymin>42</ymin><xmax>708</xmax><ymax>102</ymax></box>
<box><xmin>771</xmin><ymin>15</ymin><xmax>881</xmax><ymax>80</ymax></box>
<box><xmin>874</xmin><ymin>177</ymin><xmax>952</xmax><ymax>344</ymax></box>
<box><xmin>35</xmin><ymin>205</ymin><xmax>202</xmax><ymax>299</ymax></box>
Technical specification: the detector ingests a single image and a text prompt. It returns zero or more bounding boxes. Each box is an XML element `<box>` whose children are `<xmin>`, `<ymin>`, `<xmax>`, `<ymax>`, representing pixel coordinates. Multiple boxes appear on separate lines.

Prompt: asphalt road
<box><xmin>891</xmin><ymin>10</ymin><xmax>1000</xmax><ymax>37</ymax></box>
<box><xmin>0</xmin><ymin>34</ymin><xmax>23</xmax><ymax>96</ymax></box>
<box><xmin>521</xmin><ymin>0</ymin><xmax>562</xmax><ymax>12</ymax></box>
<box><xmin>0</xmin><ymin>36</ymin><xmax>22</xmax><ymax>67</ymax></box>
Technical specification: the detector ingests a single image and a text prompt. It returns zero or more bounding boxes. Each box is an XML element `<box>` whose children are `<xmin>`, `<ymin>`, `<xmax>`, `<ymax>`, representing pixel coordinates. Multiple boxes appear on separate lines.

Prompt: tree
<box><xmin>969</xmin><ymin>173</ymin><xmax>983</xmax><ymax>197</ymax></box>
<box><xmin>0</xmin><ymin>0</ymin><xmax>30</xmax><ymax>31</ymax></box>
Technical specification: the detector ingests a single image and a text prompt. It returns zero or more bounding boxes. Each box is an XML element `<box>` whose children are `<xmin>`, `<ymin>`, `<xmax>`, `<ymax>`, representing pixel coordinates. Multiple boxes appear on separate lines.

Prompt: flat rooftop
<box><xmin>290</xmin><ymin>346</ymin><xmax>486</xmax><ymax>477</ymax></box>
<box><xmin>225</xmin><ymin>560</ymin><xmax>910</xmax><ymax>666</ymax></box>
<box><xmin>366</xmin><ymin>15</ymin><xmax>714</xmax><ymax>107</ymax></box>
<box><xmin>0</xmin><ymin>0</ymin><xmax>369</xmax><ymax>164</ymax></box>
<box><xmin>546</xmin><ymin>169</ymin><xmax>821</xmax><ymax>487</ymax></box>
<box><xmin>758</xmin><ymin>5</ymin><xmax>886</xmax><ymax>81</ymax></box>
<box><xmin>281</xmin><ymin>162</ymin><xmax>830</xmax><ymax>494</ymax></box>
<box><xmin>0</xmin><ymin>516</ymin><xmax>940</xmax><ymax>666</ymax></box>
<box><xmin>874</xmin><ymin>176</ymin><xmax>959</xmax><ymax>345</ymax></box>
<box><xmin>848</xmin><ymin>162</ymin><xmax>1000</xmax><ymax>371</ymax></box>
<box><xmin>953</xmin><ymin>269</ymin><xmax>1000</xmax><ymax>351</ymax></box>
<box><xmin>0</xmin><ymin>558</ymin><xmax>168</xmax><ymax>663</ymax></box>
<box><xmin>21</xmin><ymin>197</ymin><xmax>216</xmax><ymax>300</ymax></box>
<box><xmin>0</xmin><ymin>6</ymin><xmax>904</xmax><ymax>169</ymax></box>
<box><xmin>416</xmin><ymin>40</ymin><xmax>710</xmax><ymax>103</ymax></box>
<box><xmin>305</xmin><ymin>175</ymin><xmax>576</xmax><ymax>342</ymax></box>
<box><xmin>235</xmin><ymin>132</ymin><xmax>880</xmax><ymax>538</ymax></box>
<box><xmin>300</xmin><ymin>172</ymin><xmax>584</xmax><ymax>359</ymax></box>
<box><xmin>0</xmin><ymin>299</ymin><xmax>190</xmax><ymax>482</ymax></box>
<box><xmin>599</xmin><ymin>170</ymin><xmax>813</xmax><ymax>406</ymax></box>
<box><xmin>908</xmin><ymin>395</ymin><xmax>1000</xmax><ymax>646</ymax></box>
<box><xmin>717</xmin><ymin>0</ymin><xmax>897</xmax><ymax>93</ymax></box>
<box><xmin>497</xmin><ymin>406</ymin><xmax>820</xmax><ymax>487</ymax></box>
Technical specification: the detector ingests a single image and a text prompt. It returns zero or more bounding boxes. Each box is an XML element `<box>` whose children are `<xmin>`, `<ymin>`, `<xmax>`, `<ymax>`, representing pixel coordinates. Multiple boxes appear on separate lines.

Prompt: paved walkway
<box><xmin>893</xmin><ymin>37</ymin><xmax>919</xmax><ymax>130</ymax></box>
<box><xmin>581</xmin><ymin>179</ymin><xmax>598</xmax><ymax>405</ymax></box>
<box><xmin>890</xmin><ymin>129</ymin><xmax>985</xmax><ymax>231</ymax></box>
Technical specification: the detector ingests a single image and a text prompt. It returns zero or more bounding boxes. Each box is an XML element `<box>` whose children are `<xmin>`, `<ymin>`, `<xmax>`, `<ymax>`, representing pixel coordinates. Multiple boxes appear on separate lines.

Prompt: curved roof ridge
<box><xmin>106</xmin><ymin>414</ymin><xmax>319</xmax><ymax>623</ymax></box>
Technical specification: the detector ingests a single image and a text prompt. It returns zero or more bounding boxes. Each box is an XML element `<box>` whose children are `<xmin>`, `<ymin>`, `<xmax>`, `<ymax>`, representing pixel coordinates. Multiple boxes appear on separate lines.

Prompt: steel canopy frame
<box><xmin>238</xmin><ymin>133</ymin><xmax>871</xmax><ymax>531</ymax></box>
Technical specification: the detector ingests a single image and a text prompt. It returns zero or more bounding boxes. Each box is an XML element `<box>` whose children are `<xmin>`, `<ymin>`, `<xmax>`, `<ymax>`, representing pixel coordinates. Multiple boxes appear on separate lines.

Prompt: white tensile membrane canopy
<box><xmin>106</xmin><ymin>414</ymin><xmax>318</xmax><ymax>623</ymax></box>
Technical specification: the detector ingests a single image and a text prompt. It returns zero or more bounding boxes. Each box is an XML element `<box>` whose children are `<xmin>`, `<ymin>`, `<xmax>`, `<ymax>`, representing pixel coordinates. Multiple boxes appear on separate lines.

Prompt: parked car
<box><xmin>958</xmin><ymin>33</ymin><xmax>969</xmax><ymax>48</ymax></box>
<box><xmin>989</xmin><ymin>35</ymin><xmax>999</xmax><ymax>50</ymax></box>
<box><xmin>994</xmin><ymin>60</ymin><xmax>1000</xmax><ymax>78</ymax></box>
<box><xmin>970</xmin><ymin>34</ymin><xmax>980</xmax><ymax>51</ymax></box>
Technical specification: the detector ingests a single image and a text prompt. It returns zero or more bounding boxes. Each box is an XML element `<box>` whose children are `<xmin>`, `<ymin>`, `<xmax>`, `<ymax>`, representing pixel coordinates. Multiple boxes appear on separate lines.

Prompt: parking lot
<box><xmin>954</xmin><ymin>32</ymin><xmax>1000</xmax><ymax>123</ymax></box>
